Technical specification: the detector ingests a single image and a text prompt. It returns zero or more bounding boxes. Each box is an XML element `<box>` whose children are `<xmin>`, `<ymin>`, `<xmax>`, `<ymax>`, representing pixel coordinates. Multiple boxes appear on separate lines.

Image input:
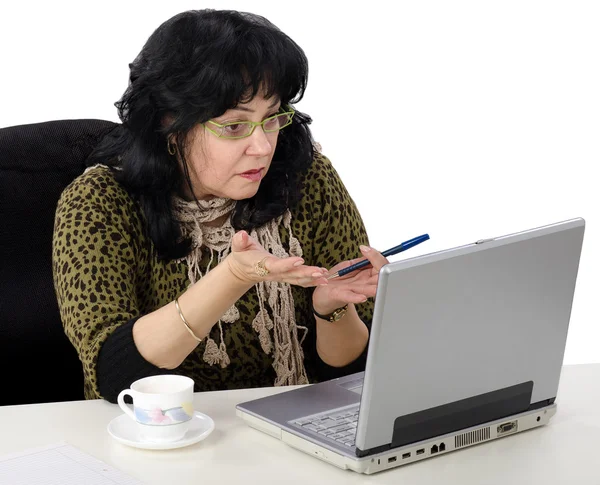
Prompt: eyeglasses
<box><xmin>204</xmin><ymin>110</ymin><xmax>295</xmax><ymax>139</ymax></box>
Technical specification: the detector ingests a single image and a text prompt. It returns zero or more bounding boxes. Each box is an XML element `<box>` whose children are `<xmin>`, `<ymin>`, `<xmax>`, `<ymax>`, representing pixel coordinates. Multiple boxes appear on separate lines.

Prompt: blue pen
<box><xmin>326</xmin><ymin>234</ymin><xmax>430</xmax><ymax>279</ymax></box>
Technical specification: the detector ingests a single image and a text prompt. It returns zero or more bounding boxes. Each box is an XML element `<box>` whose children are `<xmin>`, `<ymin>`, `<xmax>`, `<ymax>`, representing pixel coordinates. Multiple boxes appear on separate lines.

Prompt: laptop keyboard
<box><xmin>290</xmin><ymin>404</ymin><xmax>360</xmax><ymax>447</ymax></box>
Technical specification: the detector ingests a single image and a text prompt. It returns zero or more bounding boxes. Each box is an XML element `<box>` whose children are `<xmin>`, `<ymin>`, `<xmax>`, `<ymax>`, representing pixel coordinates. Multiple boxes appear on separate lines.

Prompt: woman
<box><xmin>52</xmin><ymin>9</ymin><xmax>388</xmax><ymax>402</ymax></box>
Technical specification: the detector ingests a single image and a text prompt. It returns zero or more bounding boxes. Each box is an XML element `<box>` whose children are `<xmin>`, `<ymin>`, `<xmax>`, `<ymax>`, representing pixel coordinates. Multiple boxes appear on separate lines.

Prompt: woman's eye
<box><xmin>263</xmin><ymin>117</ymin><xmax>279</xmax><ymax>129</ymax></box>
<box><xmin>224</xmin><ymin>123</ymin><xmax>246</xmax><ymax>134</ymax></box>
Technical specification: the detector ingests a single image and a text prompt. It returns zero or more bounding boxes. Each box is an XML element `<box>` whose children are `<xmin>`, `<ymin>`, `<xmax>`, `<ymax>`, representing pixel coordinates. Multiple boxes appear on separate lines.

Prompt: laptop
<box><xmin>236</xmin><ymin>218</ymin><xmax>585</xmax><ymax>474</ymax></box>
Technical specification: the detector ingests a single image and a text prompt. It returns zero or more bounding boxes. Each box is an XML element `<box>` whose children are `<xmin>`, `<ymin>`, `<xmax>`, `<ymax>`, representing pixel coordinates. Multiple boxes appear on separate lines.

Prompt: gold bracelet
<box><xmin>175</xmin><ymin>298</ymin><xmax>203</xmax><ymax>342</ymax></box>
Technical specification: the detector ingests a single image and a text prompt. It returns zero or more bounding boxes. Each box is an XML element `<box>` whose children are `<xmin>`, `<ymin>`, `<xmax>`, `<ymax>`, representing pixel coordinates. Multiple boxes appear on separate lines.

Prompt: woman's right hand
<box><xmin>226</xmin><ymin>230</ymin><xmax>329</xmax><ymax>287</ymax></box>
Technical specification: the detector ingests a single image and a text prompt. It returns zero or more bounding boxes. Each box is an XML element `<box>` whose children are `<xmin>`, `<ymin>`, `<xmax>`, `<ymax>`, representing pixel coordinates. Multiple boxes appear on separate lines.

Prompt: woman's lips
<box><xmin>239</xmin><ymin>168</ymin><xmax>264</xmax><ymax>181</ymax></box>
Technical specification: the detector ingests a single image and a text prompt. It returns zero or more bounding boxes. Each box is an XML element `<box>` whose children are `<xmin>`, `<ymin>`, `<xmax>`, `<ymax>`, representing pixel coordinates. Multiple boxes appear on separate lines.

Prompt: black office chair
<box><xmin>0</xmin><ymin>119</ymin><xmax>118</xmax><ymax>405</ymax></box>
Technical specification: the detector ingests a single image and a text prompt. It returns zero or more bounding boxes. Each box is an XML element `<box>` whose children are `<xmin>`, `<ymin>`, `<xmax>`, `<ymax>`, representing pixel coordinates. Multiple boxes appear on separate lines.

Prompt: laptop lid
<box><xmin>355</xmin><ymin>218</ymin><xmax>585</xmax><ymax>456</ymax></box>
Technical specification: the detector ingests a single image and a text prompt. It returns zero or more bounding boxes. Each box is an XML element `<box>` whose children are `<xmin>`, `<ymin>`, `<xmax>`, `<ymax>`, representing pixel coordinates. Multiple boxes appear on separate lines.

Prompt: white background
<box><xmin>1</xmin><ymin>1</ymin><xmax>598</xmax><ymax>364</ymax></box>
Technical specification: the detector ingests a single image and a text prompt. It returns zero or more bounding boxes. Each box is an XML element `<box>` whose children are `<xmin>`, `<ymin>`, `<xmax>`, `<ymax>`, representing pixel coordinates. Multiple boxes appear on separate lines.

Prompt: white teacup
<box><xmin>117</xmin><ymin>375</ymin><xmax>195</xmax><ymax>443</ymax></box>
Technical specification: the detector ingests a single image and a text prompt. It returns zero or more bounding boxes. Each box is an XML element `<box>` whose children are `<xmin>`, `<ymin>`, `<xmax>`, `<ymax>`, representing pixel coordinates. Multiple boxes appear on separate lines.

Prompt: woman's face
<box><xmin>182</xmin><ymin>95</ymin><xmax>282</xmax><ymax>201</ymax></box>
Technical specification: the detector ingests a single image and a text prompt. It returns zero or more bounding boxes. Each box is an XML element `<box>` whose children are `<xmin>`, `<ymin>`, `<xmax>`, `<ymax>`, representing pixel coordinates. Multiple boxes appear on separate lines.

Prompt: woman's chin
<box><xmin>227</xmin><ymin>186</ymin><xmax>261</xmax><ymax>201</ymax></box>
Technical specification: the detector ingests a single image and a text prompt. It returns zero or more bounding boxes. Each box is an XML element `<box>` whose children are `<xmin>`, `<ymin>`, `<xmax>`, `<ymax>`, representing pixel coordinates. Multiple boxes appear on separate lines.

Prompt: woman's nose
<box><xmin>245</xmin><ymin>126</ymin><xmax>273</xmax><ymax>156</ymax></box>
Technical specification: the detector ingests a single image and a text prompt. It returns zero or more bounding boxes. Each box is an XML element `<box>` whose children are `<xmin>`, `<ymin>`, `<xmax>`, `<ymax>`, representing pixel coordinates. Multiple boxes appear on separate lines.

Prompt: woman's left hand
<box><xmin>312</xmin><ymin>245</ymin><xmax>389</xmax><ymax>315</ymax></box>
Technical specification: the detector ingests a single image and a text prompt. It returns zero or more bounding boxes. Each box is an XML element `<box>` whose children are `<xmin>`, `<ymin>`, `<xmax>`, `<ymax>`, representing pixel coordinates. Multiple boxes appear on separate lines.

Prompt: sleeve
<box><xmin>298</xmin><ymin>153</ymin><xmax>375</xmax><ymax>381</ymax></box>
<box><xmin>96</xmin><ymin>318</ymin><xmax>174</xmax><ymax>403</ymax></box>
<box><xmin>52</xmin><ymin>169</ymin><xmax>165</xmax><ymax>401</ymax></box>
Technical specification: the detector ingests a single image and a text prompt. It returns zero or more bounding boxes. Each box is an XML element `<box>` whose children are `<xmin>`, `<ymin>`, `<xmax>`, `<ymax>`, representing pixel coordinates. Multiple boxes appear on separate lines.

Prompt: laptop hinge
<box><xmin>356</xmin><ymin>381</ymin><xmax>534</xmax><ymax>458</ymax></box>
<box><xmin>528</xmin><ymin>397</ymin><xmax>555</xmax><ymax>411</ymax></box>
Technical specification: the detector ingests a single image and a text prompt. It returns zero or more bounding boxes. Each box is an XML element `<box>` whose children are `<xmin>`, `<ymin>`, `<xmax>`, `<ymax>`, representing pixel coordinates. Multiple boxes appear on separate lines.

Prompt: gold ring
<box><xmin>254</xmin><ymin>257</ymin><xmax>270</xmax><ymax>277</ymax></box>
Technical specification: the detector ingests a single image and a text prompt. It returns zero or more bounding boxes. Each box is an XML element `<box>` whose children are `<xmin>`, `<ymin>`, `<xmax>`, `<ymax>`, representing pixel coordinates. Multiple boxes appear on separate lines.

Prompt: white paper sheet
<box><xmin>0</xmin><ymin>441</ymin><xmax>142</xmax><ymax>485</ymax></box>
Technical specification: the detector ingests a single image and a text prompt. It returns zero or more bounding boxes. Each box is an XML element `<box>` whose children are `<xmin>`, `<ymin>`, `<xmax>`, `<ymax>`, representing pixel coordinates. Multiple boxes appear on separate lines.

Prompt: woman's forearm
<box><xmin>132</xmin><ymin>254</ymin><xmax>254</xmax><ymax>369</ymax></box>
<box><xmin>315</xmin><ymin>304</ymin><xmax>369</xmax><ymax>367</ymax></box>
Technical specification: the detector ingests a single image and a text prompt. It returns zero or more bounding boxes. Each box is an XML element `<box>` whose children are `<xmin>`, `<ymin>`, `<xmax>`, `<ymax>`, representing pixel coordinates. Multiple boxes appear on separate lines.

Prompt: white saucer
<box><xmin>107</xmin><ymin>411</ymin><xmax>215</xmax><ymax>450</ymax></box>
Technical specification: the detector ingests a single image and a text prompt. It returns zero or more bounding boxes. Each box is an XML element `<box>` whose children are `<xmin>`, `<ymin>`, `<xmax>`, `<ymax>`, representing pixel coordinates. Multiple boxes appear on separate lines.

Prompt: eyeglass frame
<box><xmin>204</xmin><ymin>108</ymin><xmax>295</xmax><ymax>140</ymax></box>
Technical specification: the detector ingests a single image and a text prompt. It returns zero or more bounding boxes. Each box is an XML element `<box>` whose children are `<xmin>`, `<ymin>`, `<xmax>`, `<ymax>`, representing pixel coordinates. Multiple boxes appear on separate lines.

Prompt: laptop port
<box><xmin>416</xmin><ymin>448</ymin><xmax>425</xmax><ymax>455</ymax></box>
<box><xmin>439</xmin><ymin>442</ymin><xmax>446</xmax><ymax>452</ymax></box>
<box><xmin>497</xmin><ymin>420</ymin><xmax>518</xmax><ymax>435</ymax></box>
<box><xmin>402</xmin><ymin>452</ymin><xmax>411</xmax><ymax>459</ymax></box>
<box><xmin>388</xmin><ymin>456</ymin><xmax>397</xmax><ymax>463</ymax></box>
<box><xmin>431</xmin><ymin>444</ymin><xmax>439</xmax><ymax>454</ymax></box>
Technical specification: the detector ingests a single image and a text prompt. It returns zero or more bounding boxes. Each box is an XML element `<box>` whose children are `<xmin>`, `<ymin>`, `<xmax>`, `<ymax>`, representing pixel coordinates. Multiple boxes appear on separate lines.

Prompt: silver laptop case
<box><xmin>237</xmin><ymin>218</ymin><xmax>585</xmax><ymax>473</ymax></box>
<box><xmin>357</xmin><ymin>217</ymin><xmax>584</xmax><ymax>453</ymax></box>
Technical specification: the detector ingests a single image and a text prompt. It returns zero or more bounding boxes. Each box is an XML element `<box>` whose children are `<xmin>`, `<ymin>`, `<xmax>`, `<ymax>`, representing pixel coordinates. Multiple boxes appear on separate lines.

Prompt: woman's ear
<box><xmin>161</xmin><ymin>113</ymin><xmax>176</xmax><ymax>130</ymax></box>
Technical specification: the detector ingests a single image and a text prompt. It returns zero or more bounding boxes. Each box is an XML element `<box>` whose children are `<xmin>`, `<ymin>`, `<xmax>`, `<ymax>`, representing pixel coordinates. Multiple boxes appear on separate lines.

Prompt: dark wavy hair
<box><xmin>87</xmin><ymin>9</ymin><xmax>315</xmax><ymax>260</ymax></box>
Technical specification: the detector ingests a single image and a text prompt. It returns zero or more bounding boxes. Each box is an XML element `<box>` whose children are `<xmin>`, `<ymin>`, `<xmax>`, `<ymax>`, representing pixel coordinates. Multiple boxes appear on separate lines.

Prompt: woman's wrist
<box><xmin>223</xmin><ymin>253</ymin><xmax>261</xmax><ymax>287</ymax></box>
<box><xmin>311</xmin><ymin>293</ymin><xmax>348</xmax><ymax>317</ymax></box>
<box><xmin>311</xmin><ymin>300</ymin><xmax>349</xmax><ymax>322</ymax></box>
<box><xmin>315</xmin><ymin>304</ymin><xmax>369</xmax><ymax>366</ymax></box>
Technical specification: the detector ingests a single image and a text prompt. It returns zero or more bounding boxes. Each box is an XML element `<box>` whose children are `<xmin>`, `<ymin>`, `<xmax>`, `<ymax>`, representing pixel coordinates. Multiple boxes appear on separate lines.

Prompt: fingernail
<box><xmin>293</xmin><ymin>260</ymin><xmax>304</xmax><ymax>267</ymax></box>
<box><xmin>312</xmin><ymin>272</ymin><xmax>323</xmax><ymax>278</ymax></box>
<box><xmin>360</xmin><ymin>245</ymin><xmax>371</xmax><ymax>253</ymax></box>
<box><xmin>319</xmin><ymin>283</ymin><xmax>328</xmax><ymax>286</ymax></box>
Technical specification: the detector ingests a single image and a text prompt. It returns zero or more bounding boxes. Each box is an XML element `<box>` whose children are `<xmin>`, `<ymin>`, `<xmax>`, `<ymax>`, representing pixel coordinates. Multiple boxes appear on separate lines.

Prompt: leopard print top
<box><xmin>52</xmin><ymin>153</ymin><xmax>374</xmax><ymax>399</ymax></box>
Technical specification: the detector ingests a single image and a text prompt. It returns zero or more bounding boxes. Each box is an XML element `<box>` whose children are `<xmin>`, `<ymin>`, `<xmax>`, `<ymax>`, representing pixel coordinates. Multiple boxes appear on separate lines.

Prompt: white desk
<box><xmin>1</xmin><ymin>364</ymin><xmax>598</xmax><ymax>484</ymax></box>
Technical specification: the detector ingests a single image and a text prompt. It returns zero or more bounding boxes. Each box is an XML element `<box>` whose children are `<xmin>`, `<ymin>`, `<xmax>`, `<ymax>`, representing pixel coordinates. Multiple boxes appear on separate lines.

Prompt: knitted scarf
<box><xmin>171</xmin><ymin>196</ymin><xmax>309</xmax><ymax>386</ymax></box>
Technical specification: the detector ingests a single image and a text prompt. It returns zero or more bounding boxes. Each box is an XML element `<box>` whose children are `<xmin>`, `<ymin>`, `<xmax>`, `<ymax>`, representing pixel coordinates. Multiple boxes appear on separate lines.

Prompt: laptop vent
<box><xmin>455</xmin><ymin>426</ymin><xmax>491</xmax><ymax>448</ymax></box>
